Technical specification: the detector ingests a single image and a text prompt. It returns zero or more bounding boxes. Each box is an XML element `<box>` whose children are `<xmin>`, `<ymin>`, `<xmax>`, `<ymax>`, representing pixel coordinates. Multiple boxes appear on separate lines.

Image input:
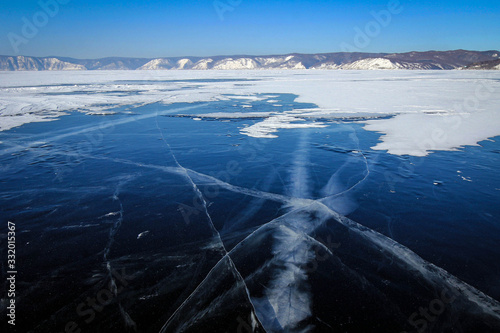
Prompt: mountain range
<box><xmin>463</xmin><ymin>58</ymin><xmax>500</xmax><ymax>70</ymax></box>
<box><xmin>1</xmin><ymin>50</ymin><xmax>499</xmax><ymax>71</ymax></box>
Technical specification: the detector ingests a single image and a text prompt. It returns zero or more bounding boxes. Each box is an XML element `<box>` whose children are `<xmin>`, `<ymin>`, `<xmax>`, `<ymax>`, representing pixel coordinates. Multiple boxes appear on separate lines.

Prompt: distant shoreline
<box><xmin>1</xmin><ymin>50</ymin><xmax>499</xmax><ymax>71</ymax></box>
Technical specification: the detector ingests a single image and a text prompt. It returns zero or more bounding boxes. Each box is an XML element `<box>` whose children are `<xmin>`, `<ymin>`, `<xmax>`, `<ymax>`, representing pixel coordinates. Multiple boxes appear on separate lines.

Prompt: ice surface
<box><xmin>2</xmin><ymin>70</ymin><xmax>499</xmax><ymax>155</ymax></box>
<box><xmin>2</xmin><ymin>87</ymin><xmax>500</xmax><ymax>332</ymax></box>
<box><xmin>103</xmin><ymin>176</ymin><xmax>137</xmax><ymax>330</ymax></box>
<box><xmin>151</xmin><ymin>129</ymin><xmax>500</xmax><ymax>332</ymax></box>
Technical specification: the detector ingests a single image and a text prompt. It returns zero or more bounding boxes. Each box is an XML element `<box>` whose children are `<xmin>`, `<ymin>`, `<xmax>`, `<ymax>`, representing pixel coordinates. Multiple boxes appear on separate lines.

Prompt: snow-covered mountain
<box><xmin>339</xmin><ymin>58</ymin><xmax>402</xmax><ymax>70</ymax></box>
<box><xmin>138</xmin><ymin>58</ymin><xmax>173</xmax><ymax>70</ymax></box>
<box><xmin>138</xmin><ymin>58</ymin><xmax>195</xmax><ymax>70</ymax></box>
<box><xmin>461</xmin><ymin>57</ymin><xmax>500</xmax><ymax>70</ymax></box>
<box><xmin>0</xmin><ymin>56</ymin><xmax>86</xmax><ymax>71</ymax></box>
<box><xmin>212</xmin><ymin>57</ymin><xmax>259</xmax><ymax>70</ymax></box>
<box><xmin>1</xmin><ymin>50</ymin><xmax>499</xmax><ymax>71</ymax></box>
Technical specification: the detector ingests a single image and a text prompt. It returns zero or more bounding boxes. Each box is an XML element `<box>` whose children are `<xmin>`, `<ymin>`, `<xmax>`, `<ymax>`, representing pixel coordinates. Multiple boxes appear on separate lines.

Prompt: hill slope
<box><xmin>1</xmin><ymin>50</ymin><xmax>499</xmax><ymax>71</ymax></box>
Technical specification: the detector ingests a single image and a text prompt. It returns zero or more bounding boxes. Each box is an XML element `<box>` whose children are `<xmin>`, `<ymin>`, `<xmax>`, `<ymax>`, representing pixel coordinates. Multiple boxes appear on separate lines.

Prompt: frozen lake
<box><xmin>1</xmin><ymin>70</ymin><xmax>500</xmax><ymax>332</ymax></box>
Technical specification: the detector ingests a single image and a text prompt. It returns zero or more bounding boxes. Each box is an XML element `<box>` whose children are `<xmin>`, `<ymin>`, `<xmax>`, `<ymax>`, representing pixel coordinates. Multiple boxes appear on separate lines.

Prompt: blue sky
<box><xmin>0</xmin><ymin>0</ymin><xmax>498</xmax><ymax>58</ymax></box>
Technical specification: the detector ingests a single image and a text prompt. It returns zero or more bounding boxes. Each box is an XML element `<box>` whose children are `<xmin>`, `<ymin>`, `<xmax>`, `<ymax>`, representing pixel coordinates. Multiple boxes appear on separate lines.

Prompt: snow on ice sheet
<box><xmin>2</xmin><ymin>73</ymin><xmax>500</xmax><ymax>331</ymax></box>
<box><xmin>1</xmin><ymin>70</ymin><xmax>499</xmax><ymax>155</ymax></box>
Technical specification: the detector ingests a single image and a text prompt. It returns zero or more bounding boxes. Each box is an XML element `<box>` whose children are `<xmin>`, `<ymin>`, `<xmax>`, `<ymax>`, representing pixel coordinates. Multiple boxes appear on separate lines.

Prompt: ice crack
<box><xmin>154</xmin><ymin>115</ymin><xmax>265</xmax><ymax>332</ymax></box>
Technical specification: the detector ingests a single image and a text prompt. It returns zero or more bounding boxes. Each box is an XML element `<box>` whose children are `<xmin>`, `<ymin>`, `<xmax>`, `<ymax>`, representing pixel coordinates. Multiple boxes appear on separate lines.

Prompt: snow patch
<box><xmin>1</xmin><ymin>70</ymin><xmax>499</xmax><ymax>156</ymax></box>
<box><xmin>364</xmin><ymin>111</ymin><xmax>500</xmax><ymax>156</ymax></box>
<box><xmin>241</xmin><ymin>115</ymin><xmax>327</xmax><ymax>138</ymax></box>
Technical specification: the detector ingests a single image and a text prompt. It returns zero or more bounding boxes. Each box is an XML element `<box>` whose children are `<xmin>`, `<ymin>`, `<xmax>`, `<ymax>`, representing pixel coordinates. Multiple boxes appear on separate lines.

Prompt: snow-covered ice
<box><xmin>1</xmin><ymin>69</ymin><xmax>500</xmax><ymax>332</ymax></box>
<box><xmin>1</xmin><ymin>70</ymin><xmax>499</xmax><ymax>155</ymax></box>
<box><xmin>241</xmin><ymin>114</ymin><xmax>327</xmax><ymax>138</ymax></box>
